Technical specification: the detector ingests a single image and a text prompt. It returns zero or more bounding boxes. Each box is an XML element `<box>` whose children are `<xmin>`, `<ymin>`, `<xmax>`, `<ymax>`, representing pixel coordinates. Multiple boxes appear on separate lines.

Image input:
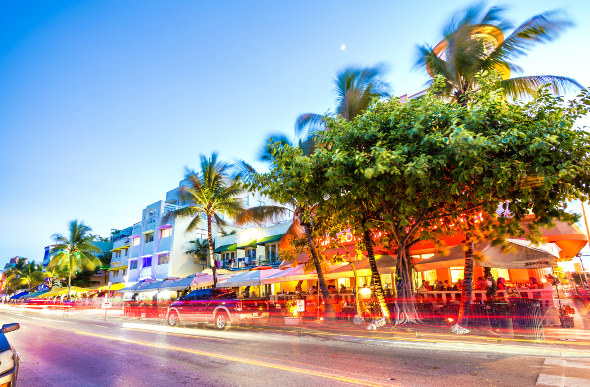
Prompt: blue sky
<box><xmin>1</xmin><ymin>1</ymin><xmax>589</xmax><ymax>266</ymax></box>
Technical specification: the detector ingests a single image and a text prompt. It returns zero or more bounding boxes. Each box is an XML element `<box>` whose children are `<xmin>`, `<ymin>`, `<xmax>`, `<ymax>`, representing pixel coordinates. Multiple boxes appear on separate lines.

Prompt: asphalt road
<box><xmin>1</xmin><ymin>309</ymin><xmax>588</xmax><ymax>387</ymax></box>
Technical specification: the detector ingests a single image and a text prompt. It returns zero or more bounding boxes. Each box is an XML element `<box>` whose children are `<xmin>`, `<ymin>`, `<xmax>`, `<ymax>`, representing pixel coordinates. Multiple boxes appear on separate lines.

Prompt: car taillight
<box><xmin>236</xmin><ymin>301</ymin><xmax>243</xmax><ymax>311</ymax></box>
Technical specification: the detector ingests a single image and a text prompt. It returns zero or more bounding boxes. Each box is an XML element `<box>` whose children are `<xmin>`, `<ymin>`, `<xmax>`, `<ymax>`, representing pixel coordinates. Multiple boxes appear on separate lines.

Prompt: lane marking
<box><xmin>123</xmin><ymin>327</ymin><xmax>231</xmax><ymax>342</ymax></box>
<box><xmin>544</xmin><ymin>358</ymin><xmax>590</xmax><ymax>369</ymax></box>
<box><xmin>75</xmin><ymin>331</ymin><xmax>392</xmax><ymax>386</ymax></box>
<box><xmin>536</xmin><ymin>373</ymin><xmax>589</xmax><ymax>387</ymax></box>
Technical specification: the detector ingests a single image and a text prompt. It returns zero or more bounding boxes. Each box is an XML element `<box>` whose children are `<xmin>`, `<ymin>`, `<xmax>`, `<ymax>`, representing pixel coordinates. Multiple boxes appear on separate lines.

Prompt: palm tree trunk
<box><xmin>455</xmin><ymin>241</ymin><xmax>474</xmax><ymax>330</ymax></box>
<box><xmin>395</xmin><ymin>244</ymin><xmax>420</xmax><ymax>324</ymax></box>
<box><xmin>207</xmin><ymin>215</ymin><xmax>217</xmax><ymax>288</ymax></box>
<box><xmin>68</xmin><ymin>255</ymin><xmax>72</xmax><ymax>302</ymax></box>
<box><xmin>302</xmin><ymin>223</ymin><xmax>336</xmax><ymax>319</ymax></box>
<box><xmin>363</xmin><ymin>230</ymin><xmax>390</xmax><ymax>321</ymax></box>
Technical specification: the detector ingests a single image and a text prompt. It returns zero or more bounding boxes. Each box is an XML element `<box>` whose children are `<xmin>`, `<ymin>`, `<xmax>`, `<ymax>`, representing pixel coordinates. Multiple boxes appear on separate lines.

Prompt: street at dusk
<box><xmin>3</xmin><ymin>307</ymin><xmax>590</xmax><ymax>387</ymax></box>
<box><xmin>2</xmin><ymin>1</ymin><xmax>590</xmax><ymax>386</ymax></box>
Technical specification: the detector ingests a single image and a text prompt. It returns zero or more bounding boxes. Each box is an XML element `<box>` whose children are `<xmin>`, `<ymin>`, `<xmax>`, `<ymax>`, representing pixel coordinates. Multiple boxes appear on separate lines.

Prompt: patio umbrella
<box><xmin>217</xmin><ymin>268</ymin><xmax>281</xmax><ymax>287</ymax></box>
<box><xmin>260</xmin><ymin>265</ymin><xmax>317</xmax><ymax>284</ymax></box>
<box><xmin>414</xmin><ymin>239</ymin><xmax>560</xmax><ymax>271</ymax></box>
<box><xmin>324</xmin><ymin>255</ymin><xmax>397</xmax><ymax>279</ymax></box>
<box><xmin>136</xmin><ymin>278</ymin><xmax>180</xmax><ymax>292</ymax></box>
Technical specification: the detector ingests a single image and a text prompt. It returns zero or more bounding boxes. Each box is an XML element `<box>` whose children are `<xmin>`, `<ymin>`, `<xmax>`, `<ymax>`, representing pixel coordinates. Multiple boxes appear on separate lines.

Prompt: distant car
<box><xmin>167</xmin><ymin>288</ymin><xmax>268</xmax><ymax>329</ymax></box>
<box><xmin>0</xmin><ymin>323</ymin><xmax>20</xmax><ymax>386</ymax></box>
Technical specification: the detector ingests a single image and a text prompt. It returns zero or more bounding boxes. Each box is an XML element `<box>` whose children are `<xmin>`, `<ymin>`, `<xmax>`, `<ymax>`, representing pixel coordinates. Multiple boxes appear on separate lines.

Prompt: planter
<box><xmin>559</xmin><ymin>316</ymin><xmax>574</xmax><ymax>328</ymax></box>
<box><xmin>284</xmin><ymin>317</ymin><xmax>300</xmax><ymax>326</ymax></box>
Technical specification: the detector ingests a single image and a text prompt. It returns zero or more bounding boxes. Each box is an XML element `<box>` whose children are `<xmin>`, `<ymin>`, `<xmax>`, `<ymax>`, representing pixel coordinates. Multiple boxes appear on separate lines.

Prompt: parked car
<box><xmin>166</xmin><ymin>288</ymin><xmax>268</xmax><ymax>329</ymax></box>
<box><xmin>0</xmin><ymin>323</ymin><xmax>20</xmax><ymax>386</ymax></box>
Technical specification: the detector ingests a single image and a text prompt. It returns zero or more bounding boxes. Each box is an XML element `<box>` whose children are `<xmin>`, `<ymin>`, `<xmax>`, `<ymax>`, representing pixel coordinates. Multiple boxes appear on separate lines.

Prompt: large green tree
<box><xmin>416</xmin><ymin>3</ymin><xmax>581</xmax><ymax>103</ymax></box>
<box><xmin>163</xmin><ymin>153</ymin><xmax>245</xmax><ymax>287</ymax></box>
<box><xmin>49</xmin><ymin>220</ymin><xmax>102</xmax><ymax>300</ymax></box>
<box><xmin>308</xmin><ymin>77</ymin><xmax>590</xmax><ymax>326</ymax></box>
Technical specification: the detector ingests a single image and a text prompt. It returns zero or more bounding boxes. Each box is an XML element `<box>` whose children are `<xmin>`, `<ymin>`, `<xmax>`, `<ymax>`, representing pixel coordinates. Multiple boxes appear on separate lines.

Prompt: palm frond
<box><xmin>499</xmin><ymin>75</ymin><xmax>582</xmax><ymax>99</ymax></box>
<box><xmin>485</xmin><ymin>10</ymin><xmax>573</xmax><ymax>67</ymax></box>
<box><xmin>294</xmin><ymin>113</ymin><xmax>325</xmax><ymax>137</ymax></box>
<box><xmin>234</xmin><ymin>205</ymin><xmax>291</xmax><ymax>226</ymax></box>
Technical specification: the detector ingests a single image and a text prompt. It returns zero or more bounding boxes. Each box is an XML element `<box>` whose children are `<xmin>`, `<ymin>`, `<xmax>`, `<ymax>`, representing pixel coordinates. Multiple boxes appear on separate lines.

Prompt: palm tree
<box><xmin>295</xmin><ymin>65</ymin><xmax>389</xmax><ymax>138</ymax></box>
<box><xmin>48</xmin><ymin>220</ymin><xmax>102</xmax><ymax>300</ymax></box>
<box><xmin>186</xmin><ymin>239</ymin><xmax>210</xmax><ymax>270</ymax></box>
<box><xmin>7</xmin><ymin>262</ymin><xmax>48</xmax><ymax>292</ymax></box>
<box><xmin>163</xmin><ymin>153</ymin><xmax>245</xmax><ymax>287</ymax></box>
<box><xmin>416</xmin><ymin>3</ymin><xmax>581</xmax><ymax>104</ymax></box>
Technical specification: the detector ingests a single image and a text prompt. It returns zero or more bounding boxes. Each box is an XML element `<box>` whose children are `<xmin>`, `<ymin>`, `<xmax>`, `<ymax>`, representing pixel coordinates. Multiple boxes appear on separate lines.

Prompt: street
<box><xmin>2</xmin><ymin>309</ymin><xmax>589</xmax><ymax>386</ymax></box>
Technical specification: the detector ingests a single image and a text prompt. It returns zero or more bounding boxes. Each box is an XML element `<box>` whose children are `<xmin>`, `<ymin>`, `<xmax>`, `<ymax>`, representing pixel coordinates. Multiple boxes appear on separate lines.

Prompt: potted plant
<box><xmin>559</xmin><ymin>305</ymin><xmax>575</xmax><ymax>328</ymax></box>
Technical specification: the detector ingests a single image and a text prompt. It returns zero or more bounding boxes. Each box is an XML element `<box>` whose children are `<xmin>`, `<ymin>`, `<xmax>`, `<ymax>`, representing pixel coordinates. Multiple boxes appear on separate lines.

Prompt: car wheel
<box><xmin>215</xmin><ymin>312</ymin><xmax>229</xmax><ymax>330</ymax></box>
<box><xmin>168</xmin><ymin>311</ymin><xmax>180</xmax><ymax>327</ymax></box>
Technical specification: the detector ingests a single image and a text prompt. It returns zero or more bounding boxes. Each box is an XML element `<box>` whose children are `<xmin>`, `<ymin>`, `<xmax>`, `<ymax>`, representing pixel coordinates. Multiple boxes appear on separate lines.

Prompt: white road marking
<box><xmin>536</xmin><ymin>373</ymin><xmax>589</xmax><ymax>387</ymax></box>
<box><xmin>544</xmin><ymin>358</ymin><xmax>590</xmax><ymax>370</ymax></box>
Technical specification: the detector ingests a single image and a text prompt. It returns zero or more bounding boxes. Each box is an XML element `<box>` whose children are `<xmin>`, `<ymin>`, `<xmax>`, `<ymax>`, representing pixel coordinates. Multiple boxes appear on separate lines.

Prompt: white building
<box><xmin>109</xmin><ymin>178</ymin><xmax>292</xmax><ymax>287</ymax></box>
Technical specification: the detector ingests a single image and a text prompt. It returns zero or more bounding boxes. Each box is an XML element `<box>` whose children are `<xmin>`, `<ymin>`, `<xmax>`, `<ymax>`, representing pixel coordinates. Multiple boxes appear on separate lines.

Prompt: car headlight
<box><xmin>0</xmin><ymin>349</ymin><xmax>15</xmax><ymax>375</ymax></box>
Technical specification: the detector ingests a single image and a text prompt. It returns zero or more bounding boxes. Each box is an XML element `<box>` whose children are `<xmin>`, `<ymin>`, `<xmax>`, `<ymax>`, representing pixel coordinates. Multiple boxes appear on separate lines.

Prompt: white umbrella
<box><xmin>217</xmin><ymin>268</ymin><xmax>281</xmax><ymax>287</ymax></box>
<box><xmin>324</xmin><ymin>255</ymin><xmax>397</xmax><ymax>279</ymax></box>
<box><xmin>261</xmin><ymin>265</ymin><xmax>318</xmax><ymax>284</ymax></box>
<box><xmin>414</xmin><ymin>239</ymin><xmax>560</xmax><ymax>271</ymax></box>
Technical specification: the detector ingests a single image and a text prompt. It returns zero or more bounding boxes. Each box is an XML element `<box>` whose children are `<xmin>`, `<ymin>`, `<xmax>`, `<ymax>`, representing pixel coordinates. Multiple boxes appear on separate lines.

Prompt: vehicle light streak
<box><xmin>123</xmin><ymin>327</ymin><xmax>231</xmax><ymax>342</ymax></box>
<box><xmin>75</xmin><ymin>331</ymin><xmax>392</xmax><ymax>386</ymax></box>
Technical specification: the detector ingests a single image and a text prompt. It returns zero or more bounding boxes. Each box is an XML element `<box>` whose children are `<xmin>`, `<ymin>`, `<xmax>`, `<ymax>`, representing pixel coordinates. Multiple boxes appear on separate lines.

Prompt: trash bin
<box><xmin>511</xmin><ymin>298</ymin><xmax>545</xmax><ymax>341</ymax></box>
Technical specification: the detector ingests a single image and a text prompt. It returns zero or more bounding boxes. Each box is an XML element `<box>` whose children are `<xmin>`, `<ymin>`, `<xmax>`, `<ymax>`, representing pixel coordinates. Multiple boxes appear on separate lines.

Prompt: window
<box><xmin>113</xmin><ymin>270</ymin><xmax>119</xmax><ymax>277</ymax></box>
<box><xmin>144</xmin><ymin>232</ymin><xmax>154</xmax><ymax>243</ymax></box>
<box><xmin>266</xmin><ymin>243</ymin><xmax>278</xmax><ymax>262</ymax></box>
<box><xmin>122</xmin><ymin>269</ymin><xmax>126</xmax><ymax>276</ymax></box>
<box><xmin>142</xmin><ymin>256</ymin><xmax>152</xmax><ymax>267</ymax></box>
<box><xmin>423</xmin><ymin>270</ymin><xmax>437</xmax><ymax>283</ymax></box>
<box><xmin>158</xmin><ymin>253</ymin><xmax>170</xmax><ymax>265</ymax></box>
<box><xmin>122</xmin><ymin>248</ymin><xmax>127</xmax><ymax>256</ymax></box>
<box><xmin>244</xmin><ymin>196</ymin><xmax>249</xmax><ymax>206</ymax></box>
<box><xmin>160</xmin><ymin>227</ymin><xmax>171</xmax><ymax>239</ymax></box>
<box><xmin>491</xmin><ymin>268</ymin><xmax>510</xmax><ymax>281</ymax></box>
<box><xmin>450</xmin><ymin>267</ymin><xmax>464</xmax><ymax>283</ymax></box>
<box><xmin>129</xmin><ymin>260</ymin><xmax>138</xmax><ymax>270</ymax></box>
<box><xmin>132</xmin><ymin>237</ymin><xmax>140</xmax><ymax>246</ymax></box>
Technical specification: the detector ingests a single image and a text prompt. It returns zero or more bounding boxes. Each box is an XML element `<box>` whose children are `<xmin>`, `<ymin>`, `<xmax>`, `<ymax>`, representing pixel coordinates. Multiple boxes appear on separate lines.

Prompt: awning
<box><xmin>120</xmin><ymin>282</ymin><xmax>141</xmax><ymax>292</ymax></box>
<box><xmin>110</xmin><ymin>245</ymin><xmax>129</xmax><ymax>252</ymax></box>
<box><xmin>236</xmin><ymin>240</ymin><xmax>257</xmax><ymax>249</ymax></box>
<box><xmin>256</xmin><ymin>234</ymin><xmax>285</xmax><ymax>245</ymax></box>
<box><xmin>261</xmin><ymin>265</ymin><xmax>317</xmax><ymax>284</ymax></box>
<box><xmin>91</xmin><ymin>283</ymin><xmax>126</xmax><ymax>291</ymax></box>
<box><xmin>37</xmin><ymin>287</ymin><xmax>93</xmax><ymax>298</ymax></box>
<box><xmin>10</xmin><ymin>291</ymin><xmax>29</xmax><ymax>300</ymax></box>
<box><xmin>108</xmin><ymin>265</ymin><xmax>128</xmax><ymax>271</ymax></box>
<box><xmin>162</xmin><ymin>273</ymin><xmax>232</xmax><ymax>291</ymax></box>
<box><xmin>324</xmin><ymin>255</ymin><xmax>397</xmax><ymax>279</ymax></box>
<box><xmin>21</xmin><ymin>291</ymin><xmax>49</xmax><ymax>299</ymax></box>
<box><xmin>218</xmin><ymin>267</ymin><xmax>281</xmax><ymax>287</ymax></box>
<box><xmin>137</xmin><ymin>278</ymin><xmax>179</xmax><ymax>292</ymax></box>
<box><xmin>214</xmin><ymin>243</ymin><xmax>237</xmax><ymax>253</ymax></box>
<box><xmin>414</xmin><ymin>239</ymin><xmax>560</xmax><ymax>272</ymax></box>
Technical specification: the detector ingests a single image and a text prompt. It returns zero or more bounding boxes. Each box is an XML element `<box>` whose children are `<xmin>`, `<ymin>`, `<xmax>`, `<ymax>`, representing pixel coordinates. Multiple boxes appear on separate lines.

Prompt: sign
<box><xmin>296</xmin><ymin>299</ymin><xmax>305</xmax><ymax>312</ymax></box>
<box><xmin>101</xmin><ymin>302</ymin><xmax>112</xmax><ymax>309</ymax></box>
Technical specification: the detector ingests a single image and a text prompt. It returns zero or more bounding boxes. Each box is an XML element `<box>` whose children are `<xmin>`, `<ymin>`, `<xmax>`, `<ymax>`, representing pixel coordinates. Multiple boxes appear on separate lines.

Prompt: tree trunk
<box><xmin>67</xmin><ymin>255</ymin><xmax>72</xmax><ymax>302</ymax></box>
<box><xmin>207</xmin><ymin>215</ymin><xmax>217</xmax><ymax>288</ymax></box>
<box><xmin>302</xmin><ymin>223</ymin><xmax>336</xmax><ymax>319</ymax></box>
<box><xmin>454</xmin><ymin>241</ymin><xmax>474</xmax><ymax>332</ymax></box>
<box><xmin>394</xmin><ymin>244</ymin><xmax>420</xmax><ymax>324</ymax></box>
<box><xmin>363</xmin><ymin>230</ymin><xmax>390</xmax><ymax>321</ymax></box>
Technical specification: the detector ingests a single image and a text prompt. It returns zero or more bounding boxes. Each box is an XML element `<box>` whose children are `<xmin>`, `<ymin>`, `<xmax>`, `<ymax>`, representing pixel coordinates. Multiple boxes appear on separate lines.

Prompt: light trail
<box><xmin>123</xmin><ymin>327</ymin><xmax>231</xmax><ymax>342</ymax></box>
<box><xmin>75</xmin><ymin>330</ymin><xmax>393</xmax><ymax>386</ymax></box>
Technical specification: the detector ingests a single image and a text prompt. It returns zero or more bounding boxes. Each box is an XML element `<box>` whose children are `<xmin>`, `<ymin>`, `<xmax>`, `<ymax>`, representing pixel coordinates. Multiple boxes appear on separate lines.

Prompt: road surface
<box><xmin>1</xmin><ymin>308</ymin><xmax>589</xmax><ymax>386</ymax></box>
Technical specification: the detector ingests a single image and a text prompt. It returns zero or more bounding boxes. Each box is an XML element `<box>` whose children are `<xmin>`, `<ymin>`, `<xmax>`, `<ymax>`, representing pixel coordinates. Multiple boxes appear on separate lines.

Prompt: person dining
<box><xmin>453</xmin><ymin>279</ymin><xmax>464</xmax><ymax>291</ymax></box>
<box><xmin>419</xmin><ymin>280</ymin><xmax>433</xmax><ymax>291</ymax></box>
<box><xmin>443</xmin><ymin>280</ymin><xmax>451</xmax><ymax>290</ymax></box>
<box><xmin>527</xmin><ymin>276</ymin><xmax>540</xmax><ymax>289</ymax></box>
<box><xmin>497</xmin><ymin>277</ymin><xmax>506</xmax><ymax>290</ymax></box>
<box><xmin>435</xmin><ymin>280</ymin><xmax>444</xmax><ymax>291</ymax></box>
<box><xmin>476</xmin><ymin>276</ymin><xmax>488</xmax><ymax>290</ymax></box>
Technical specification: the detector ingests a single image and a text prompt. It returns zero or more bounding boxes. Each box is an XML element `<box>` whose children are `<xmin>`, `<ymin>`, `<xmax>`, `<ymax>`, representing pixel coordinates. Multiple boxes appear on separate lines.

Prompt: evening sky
<box><xmin>1</xmin><ymin>0</ymin><xmax>589</xmax><ymax>266</ymax></box>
